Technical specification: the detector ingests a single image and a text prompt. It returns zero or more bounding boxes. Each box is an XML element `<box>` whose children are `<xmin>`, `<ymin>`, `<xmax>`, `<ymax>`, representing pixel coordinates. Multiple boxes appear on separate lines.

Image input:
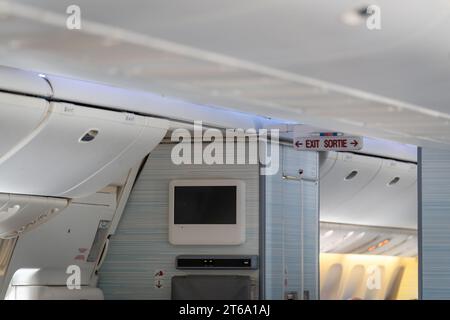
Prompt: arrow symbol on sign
<box><xmin>350</xmin><ymin>140</ymin><xmax>358</xmax><ymax>147</ymax></box>
<box><xmin>295</xmin><ymin>141</ymin><xmax>303</xmax><ymax>148</ymax></box>
<box><xmin>156</xmin><ymin>280</ymin><xmax>162</xmax><ymax>288</ymax></box>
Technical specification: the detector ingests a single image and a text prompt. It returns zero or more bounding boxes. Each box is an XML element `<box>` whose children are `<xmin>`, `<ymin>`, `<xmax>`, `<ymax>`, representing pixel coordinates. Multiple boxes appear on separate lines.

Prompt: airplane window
<box><xmin>341</xmin><ymin>265</ymin><xmax>365</xmax><ymax>300</ymax></box>
<box><xmin>320</xmin><ymin>264</ymin><xmax>343</xmax><ymax>300</ymax></box>
<box><xmin>385</xmin><ymin>266</ymin><xmax>405</xmax><ymax>300</ymax></box>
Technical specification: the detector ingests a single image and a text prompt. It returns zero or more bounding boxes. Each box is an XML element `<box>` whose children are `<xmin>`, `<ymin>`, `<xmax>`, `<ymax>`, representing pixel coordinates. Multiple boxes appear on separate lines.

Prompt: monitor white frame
<box><xmin>168</xmin><ymin>179</ymin><xmax>246</xmax><ymax>245</ymax></box>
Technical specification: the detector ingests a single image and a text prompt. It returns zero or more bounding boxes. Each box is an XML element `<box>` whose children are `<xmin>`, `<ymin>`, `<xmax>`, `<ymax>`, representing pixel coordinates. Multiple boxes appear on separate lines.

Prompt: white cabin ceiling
<box><xmin>0</xmin><ymin>0</ymin><xmax>449</xmax><ymax>148</ymax></box>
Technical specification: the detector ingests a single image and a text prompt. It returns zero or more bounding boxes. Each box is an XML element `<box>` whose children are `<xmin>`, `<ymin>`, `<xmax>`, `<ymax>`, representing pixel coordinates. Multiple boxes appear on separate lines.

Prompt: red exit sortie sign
<box><xmin>293</xmin><ymin>136</ymin><xmax>363</xmax><ymax>151</ymax></box>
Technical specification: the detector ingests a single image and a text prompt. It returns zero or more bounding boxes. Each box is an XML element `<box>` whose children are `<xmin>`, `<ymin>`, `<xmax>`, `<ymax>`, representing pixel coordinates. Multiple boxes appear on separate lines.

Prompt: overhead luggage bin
<box><xmin>0</xmin><ymin>66</ymin><xmax>52</xmax><ymax>98</ymax></box>
<box><xmin>0</xmin><ymin>102</ymin><xmax>169</xmax><ymax>198</ymax></box>
<box><xmin>320</xmin><ymin>152</ymin><xmax>383</xmax><ymax>220</ymax></box>
<box><xmin>0</xmin><ymin>92</ymin><xmax>49</xmax><ymax>158</ymax></box>
<box><xmin>338</xmin><ymin>159</ymin><xmax>417</xmax><ymax>228</ymax></box>
<box><xmin>45</xmin><ymin>74</ymin><xmax>276</xmax><ymax>130</ymax></box>
<box><xmin>2</xmin><ymin>188</ymin><xmax>117</xmax><ymax>290</ymax></box>
<box><xmin>320</xmin><ymin>152</ymin><xmax>417</xmax><ymax>229</ymax></box>
<box><xmin>0</xmin><ymin>194</ymin><xmax>68</xmax><ymax>239</ymax></box>
<box><xmin>319</xmin><ymin>151</ymin><xmax>338</xmax><ymax>179</ymax></box>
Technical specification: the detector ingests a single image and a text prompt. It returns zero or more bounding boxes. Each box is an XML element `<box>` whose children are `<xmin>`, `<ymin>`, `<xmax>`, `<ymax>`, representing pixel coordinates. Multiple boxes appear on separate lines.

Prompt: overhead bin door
<box><xmin>0</xmin><ymin>102</ymin><xmax>168</xmax><ymax>198</ymax></box>
<box><xmin>0</xmin><ymin>92</ymin><xmax>49</xmax><ymax>158</ymax></box>
<box><xmin>340</xmin><ymin>160</ymin><xmax>417</xmax><ymax>228</ymax></box>
<box><xmin>0</xmin><ymin>194</ymin><xmax>68</xmax><ymax>239</ymax></box>
<box><xmin>319</xmin><ymin>151</ymin><xmax>338</xmax><ymax>179</ymax></box>
<box><xmin>320</xmin><ymin>152</ymin><xmax>417</xmax><ymax>229</ymax></box>
<box><xmin>320</xmin><ymin>152</ymin><xmax>382</xmax><ymax>222</ymax></box>
<box><xmin>0</xmin><ymin>66</ymin><xmax>52</xmax><ymax>97</ymax></box>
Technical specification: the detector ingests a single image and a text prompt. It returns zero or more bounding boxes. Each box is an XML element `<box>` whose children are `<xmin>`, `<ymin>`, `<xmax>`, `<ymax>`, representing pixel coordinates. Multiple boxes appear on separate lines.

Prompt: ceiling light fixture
<box><xmin>341</xmin><ymin>5</ymin><xmax>370</xmax><ymax>27</ymax></box>
<box><xmin>344</xmin><ymin>231</ymin><xmax>354</xmax><ymax>240</ymax></box>
<box><xmin>356</xmin><ymin>232</ymin><xmax>366</xmax><ymax>239</ymax></box>
<box><xmin>377</xmin><ymin>239</ymin><xmax>390</xmax><ymax>248</ymax></box>
<box><xmin>322</xmin><ymin>230</ymin><xmax>334</xmax><ymax>238</ymax></box>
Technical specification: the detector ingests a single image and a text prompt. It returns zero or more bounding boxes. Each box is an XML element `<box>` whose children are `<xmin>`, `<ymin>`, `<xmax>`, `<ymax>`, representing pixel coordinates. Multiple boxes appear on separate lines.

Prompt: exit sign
<box><xmin>293</xmin><ymin>136</ymin><xmax>363</xmax><ymax>151</ymax></box>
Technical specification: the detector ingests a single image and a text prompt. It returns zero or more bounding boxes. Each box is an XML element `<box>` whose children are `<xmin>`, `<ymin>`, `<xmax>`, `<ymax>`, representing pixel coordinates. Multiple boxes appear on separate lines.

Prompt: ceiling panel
<box><xmin>0</xmin><ymin>1</ymin><xmax>449</xmax><ymax>148</ymax></box>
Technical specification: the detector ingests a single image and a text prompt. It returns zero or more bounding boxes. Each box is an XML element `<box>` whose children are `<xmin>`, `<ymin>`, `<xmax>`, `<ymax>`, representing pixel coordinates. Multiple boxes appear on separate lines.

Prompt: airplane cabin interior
<box><xmin>3</xmin><ymin>0</ymin><xmax>448</xmax><ymax>303</ymax></box>
<box><xmin>0</xmin><ymin>66</ymin><xmax>418</xmax><ymax>300</ymax></box>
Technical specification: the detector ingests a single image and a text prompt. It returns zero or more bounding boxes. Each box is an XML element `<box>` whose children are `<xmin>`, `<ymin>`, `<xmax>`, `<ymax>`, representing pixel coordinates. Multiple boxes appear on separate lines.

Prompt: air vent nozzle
<box><xmin>344</xmin><ymin>170</ymin><xmax>358</xmax><ymax>180</ymax></box>
<box><xmin>388</xmin><ymin>177</ymin><xmax>400</xmax><ymax>186</ymax></box>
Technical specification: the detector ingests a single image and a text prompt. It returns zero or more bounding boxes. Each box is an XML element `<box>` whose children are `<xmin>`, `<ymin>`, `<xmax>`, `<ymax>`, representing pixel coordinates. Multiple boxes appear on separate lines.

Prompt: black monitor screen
<box><xmin>174</xmin><ymin>186</ymin><xmax>237</xmax><ymax>224</ymax></box>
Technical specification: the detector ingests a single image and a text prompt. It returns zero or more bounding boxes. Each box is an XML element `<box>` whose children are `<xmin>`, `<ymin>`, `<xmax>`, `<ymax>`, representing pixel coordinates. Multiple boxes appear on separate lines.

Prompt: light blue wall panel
<box><xmin>265</xmin><ymin>146</ymin><xmax>319</xmax><ymax>299</ymax></box>
<box><xmin>98</xmin><ymin>143</ymin><xmax>259</xmax><ymax>299</ymax></box>
<box><xmin>421</xmin><ymin>147</ymin><xmax>450</xmax><ymax>299</ymax></box>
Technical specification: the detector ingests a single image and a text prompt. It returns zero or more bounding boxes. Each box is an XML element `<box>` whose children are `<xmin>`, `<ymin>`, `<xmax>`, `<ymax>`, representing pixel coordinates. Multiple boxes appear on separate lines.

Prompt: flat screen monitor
<box><xmin>169</xmin><ymin>180</ymin><xmax>245</xmax><ymax>245</ymax></box>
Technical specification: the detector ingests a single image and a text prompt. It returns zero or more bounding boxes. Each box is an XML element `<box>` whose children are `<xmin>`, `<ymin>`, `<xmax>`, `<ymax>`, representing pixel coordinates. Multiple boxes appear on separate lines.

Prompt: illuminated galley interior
<box><xmin>0</xmin><ymin>0</ymin><xmax>449</xmax><ymax>300</ymax></box>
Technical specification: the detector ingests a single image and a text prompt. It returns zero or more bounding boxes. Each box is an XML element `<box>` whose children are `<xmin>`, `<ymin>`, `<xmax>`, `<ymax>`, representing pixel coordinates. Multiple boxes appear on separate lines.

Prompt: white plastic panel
<box><xmin>320</xmin><ymin>151</ymin><xmax>417</xmax><ymax>229</ymax></box>
<box><xmin>320</xmin><ymin>152</ymin><xmax>382</xmax><ymax>220</ymax></box>
<box><xmin>0</xmin><ymin>66</ymin><xmax>52</xmax><ymax>97</ymax></box>
<box><xmin>319</xmin><ymin>151</ymin><xmax>338</xmax><ymax>179</ymax></box>
<box><xmin>0</xmin><ymin>102</ymin><xmax>168</xmax><ymax>198</ymax></box>
<box><xmin>0</xmin><ymin>92</ymin><xmax>49</xmax><ymax>158</ymax></box>
<box><xmin>360</xmin><ymin>137</ymin><xmax>417</xmax><ymax>163</ymax></box>
<box><xmin>0</xmin><ymin>194</ymin><xmax>68</xmax><ymax>239</ymax></box>
<box><xmin>341</xmin><ymin>160</ymin><xmax>417</xmax><ymax>228</ymax></box>
<box><xmin>46</xmin><ymin>75</ymin><xmax>276</xmax><ymax>130</ymax></box>
<box><xmin>5</xmin><ymin>285</ymin><xmax>104</xmax><ymax>300</ymax></box>
<box><xmin>1</xmin><ymin>190</ymin><xmax>117</xmax><ymax>298</ymax></box>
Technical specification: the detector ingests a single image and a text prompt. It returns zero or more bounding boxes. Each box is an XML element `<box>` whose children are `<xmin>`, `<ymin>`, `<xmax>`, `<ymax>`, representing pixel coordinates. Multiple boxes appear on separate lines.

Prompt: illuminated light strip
<box><xmin>368</xmin><ymin>239</ymin><xmax>390</xmax><ymax>252</ymax></box>
<box><xmin>378</xmin><ymin>235</ymin><xmax>417</xmax><ymax>256</ymax></box>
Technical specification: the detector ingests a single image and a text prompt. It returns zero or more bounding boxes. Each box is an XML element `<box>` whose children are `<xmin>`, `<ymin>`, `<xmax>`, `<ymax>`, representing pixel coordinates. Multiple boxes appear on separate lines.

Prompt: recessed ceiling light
<box><xmin>377</xmin><ymin>239</ymin><xmax>390</xmax><ymax>247</ymax></box>
<box><xmin>344</xmin><ymin>231</ymin><xmax>354</xmax><ymax>240</ymax></box>
<box><xmin>356</xmin><ymin>232</ymin><xmax>366</xmax><ymax>239</ymax></box>
<box><xmin>341</xmin><ymin>5</ymin><xmax>370</xmax><ymax>27</ymax></box>
<box><xmin>323</xmin><ymin>230</ymin><xmax>334</xmax><ymax>238</ymax></box>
